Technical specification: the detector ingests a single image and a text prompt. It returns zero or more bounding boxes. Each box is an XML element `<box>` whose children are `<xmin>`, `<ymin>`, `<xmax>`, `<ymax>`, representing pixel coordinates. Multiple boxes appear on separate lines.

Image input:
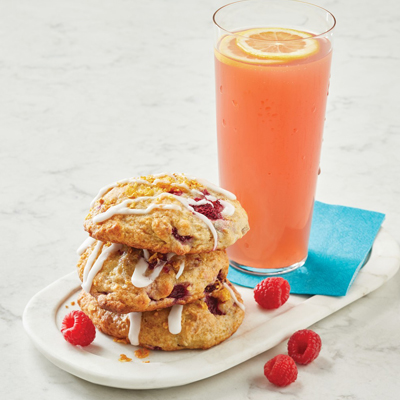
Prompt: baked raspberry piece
<box><xmin>288</xmin><ymin>329</ymin><xmax>322</xmax><ymax>365</ymax></box>
<box><xmin>172</xmin><ymin>227</ymin><xmax>192</xmax><ymax>243</ymax></box>
<box><xmin>204</xmin><ymin>281</ymin><xmax>220</xmax><ymax>293</ymax></box>
<box><xmin>254</xmin><ymin>277</ymin><xmax>290</xmax><ymax>309</ymax></box>
<box><xmin>147</xmin><ymin>253</ymin><xmax>168</xmax><ymax>270</ymax></box>
<box><xmin>205</xmin><ymin>295</ymin><xmax>224</xmax><ymax>315</ymax></box>
<box><xmin>169</xmin><ymin>188</ymin><xmax>183</xmax><ymax>196</ymax></box>
<box><xmin>168</xmin><ymin>283</ymin><xmax>189</xmax><ymax>299</ymax></box>
<box><xmin>61</xmin><ymin>310</ymin><xmax>96</xmax><ymax>346</ymax></box>
<box><xmin>192</xmin><ymin>198</ymin><xmax>224</xmax><ymax>220</ymax></box>
<box><xmin>264</xmin><ymin>354</ymin><xmax>298</xmax><ymax>387</ymax></box>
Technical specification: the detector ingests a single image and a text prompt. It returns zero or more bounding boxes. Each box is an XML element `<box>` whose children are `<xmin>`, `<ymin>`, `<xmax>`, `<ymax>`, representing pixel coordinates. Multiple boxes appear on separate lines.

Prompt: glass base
<box><xmin>230</xmin><ymin>256</ymin><xmax>307</xmax><ymax>276</ymax></box>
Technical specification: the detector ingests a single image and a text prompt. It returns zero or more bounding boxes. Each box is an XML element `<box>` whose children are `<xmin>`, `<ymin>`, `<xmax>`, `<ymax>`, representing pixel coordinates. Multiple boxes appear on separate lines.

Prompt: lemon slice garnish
<box><xmin>235</xmin><ymin>28</ymin><xmax>319</xmax><ymax>60</ymax></box>
<box><xmin>216</xmin><ymin>34</ymin><xmax>282</xmax><ymax>66</ymax></box>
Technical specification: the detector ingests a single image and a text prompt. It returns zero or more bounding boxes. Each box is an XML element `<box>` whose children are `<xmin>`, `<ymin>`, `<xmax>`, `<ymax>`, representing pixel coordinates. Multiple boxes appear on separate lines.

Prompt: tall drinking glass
<box><xmin>213</xmin><ymin>0</ymin><xmax>335</xmax><ymax>274</ymax></box>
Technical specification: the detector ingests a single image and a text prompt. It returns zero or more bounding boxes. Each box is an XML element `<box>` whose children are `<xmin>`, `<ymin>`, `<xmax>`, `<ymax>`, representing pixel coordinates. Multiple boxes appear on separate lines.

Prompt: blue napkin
<box><xmin>228</xmin><ymin>201</ymin><xmax>385</xmax><ymax>296</ymax></box>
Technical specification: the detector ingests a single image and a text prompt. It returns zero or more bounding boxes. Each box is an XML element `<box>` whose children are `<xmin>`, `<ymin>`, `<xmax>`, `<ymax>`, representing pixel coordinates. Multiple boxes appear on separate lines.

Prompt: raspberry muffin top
<box><xmin>84</xmin><ymin>173</ymin><xmax>249</xmax><ymax>254</ymax></box>
<box><xmin>78</xmin><ymin>279</ymin><xmax>245</xmax><ymax>351</ymax></box>
<box><xmin>77</xmin><ymin>239</ymin><xmax>229</xmax><ymax>313</ymax></box>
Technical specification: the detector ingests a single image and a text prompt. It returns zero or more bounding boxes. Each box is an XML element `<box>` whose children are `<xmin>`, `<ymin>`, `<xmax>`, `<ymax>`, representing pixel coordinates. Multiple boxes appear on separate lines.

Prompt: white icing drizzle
<box><xmin>152</xmin><ymin>179</ymin><xmax>171</xmax><ymax>185</ymax></box>
<box><xmin>188</xmin><ymin>198</ymin><xmax>212</xmax><ymax>206</ymax></box>
<box><xmin>82</xmin><ymin>243</ymin><xmax>123</xmax><ymax>292</ymax></box>
<box><xmin>152</xmin><ymin>172</ymin><xmax>176</xmax><ymax>179</ymax></box>
<box><xmin>131</xmin><ymin>258</ymin><xmax>166</xmax><ymax>288</ymax></box>
<box><xmin>205</xmin><ymin>195</ymin><xmax>217</xmax><ymax>201</ymax></box>
<box><xmin>90</xmin><ymin>178</ymin><xmax>130</xmax><ymax>207</ymax></box>
<box><xmin>168</xmin><ymin>305</ymin><xmax>183</xmax><ymax>334</ymax></box>
<box><xmin>169</xmin><ymin>181</ymin><xmax>202</xmax><ymax>194</ymax></box>
<box><xmin>181</xmin><ymin>174</ymin><xmax>237</xmax><ymax>200</ymax></box>
<box><xmin>130</xmin><ymin>257</ymin><xmax>149</xmax><ymax>287</ymax></box>
<box><xmin>131</xmin><ymin>251</ymin><xmax>175</xmax><ymax>288</ymax></box>
<box><xmin>90</xmin><ymin>177</ymin><xmax>157</xmax><ymax>207</ymax></box>
<box><xmin>191</xmin><ymin>212</ymin><xmax>218</xmax><ymax>250</ymax></box>
<box><xmin>82</xmin><ymin>241</ymin><xmax>103</xmax><ymax>284</ymax></box>
<box><xmin>128</xmin><ymin>312</ymin><xmax>142</xmax><ymax>346</ymax></box>
<box><xmin>220</xmin><ymin>200</ymin><xmax>235</xmax><ymax>217</ymax></box>
<box><xmin>92</xmin><ymin>196</ymin><xmax>181</xmax><ymax>223</ymax></box>
<box><xmin>91</xmin><ymin>173</ymin><xmax>175</xmax><ymax>207</ymax></box>
<box><xmin>176</xmin><ymin>260</ymin><xmax>185</xmax><ymax>279</ymax></box>
<box><xmin>76</xmin><ymin>236</ymin><xmax>96</xmax><ymax>255</ymax></box>
<box><xmin>223</xmin><ymin>282</ymin><xmax>245</xmax><ymax>311</ymax></box>
<box><xmin>90</xmin><ymin>182</ymin><xmax>118</xmax><ymax>207</ymax></box>
<box><xmin>200</xmin><ymin>178</ymin><xmax>237</xmax><ymax>200</ymax></box>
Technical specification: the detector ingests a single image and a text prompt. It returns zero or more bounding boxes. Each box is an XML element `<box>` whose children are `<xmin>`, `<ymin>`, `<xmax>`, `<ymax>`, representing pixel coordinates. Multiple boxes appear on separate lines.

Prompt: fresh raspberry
<box><xmin>254</xmin><ymin>277</ymin><xmax>290</xmax><ymax>309</ymax></box>
<box><xmin>264</xmin><ymin>354</ymin><xmax>298</xmax><ymax>387</ymax></box>
<box><xmin>288</xmin><ymin>329</ymin><xmax>322</xmax><ymax>365</ymax></box>
<box><xmin>192</xmin><ymin>198</ymin><xmax>224</xmax><ymax>220</ymax></box>
<box><xmin>61</xmin><ymin>310</ymin><xmax>96</xmax><ymax>346</ymax></box>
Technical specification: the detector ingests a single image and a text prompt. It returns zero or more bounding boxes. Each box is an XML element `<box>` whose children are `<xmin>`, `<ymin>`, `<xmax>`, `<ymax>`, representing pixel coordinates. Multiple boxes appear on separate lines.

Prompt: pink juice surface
<box><xmin>215</xmin><ymin>31</ymin><xmax>332</xmax><ymax>269</ymax></box>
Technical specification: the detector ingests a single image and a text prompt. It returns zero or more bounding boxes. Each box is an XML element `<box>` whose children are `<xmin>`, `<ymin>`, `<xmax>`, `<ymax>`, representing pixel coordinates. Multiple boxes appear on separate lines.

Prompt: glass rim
<box><xmin>213</xmin><ymin>0</ymin><xmax>336</xmax><ymax>43</ymax></box>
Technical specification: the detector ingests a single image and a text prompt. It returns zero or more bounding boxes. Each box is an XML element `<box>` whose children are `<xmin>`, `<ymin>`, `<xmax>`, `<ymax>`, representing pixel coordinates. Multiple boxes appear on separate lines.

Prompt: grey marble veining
<box><xmin>2</xmin><ymin>0</ymin><xmax>400</xmax><ymax>399</ymax></box>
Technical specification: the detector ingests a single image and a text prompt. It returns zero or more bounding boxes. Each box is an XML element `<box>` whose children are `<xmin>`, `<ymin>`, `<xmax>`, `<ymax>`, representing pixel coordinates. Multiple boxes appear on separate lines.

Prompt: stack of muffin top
<box><xmin>76</xmin><ymin>173</ymin><xmax>249</xmax><ymax>351</ymax></box>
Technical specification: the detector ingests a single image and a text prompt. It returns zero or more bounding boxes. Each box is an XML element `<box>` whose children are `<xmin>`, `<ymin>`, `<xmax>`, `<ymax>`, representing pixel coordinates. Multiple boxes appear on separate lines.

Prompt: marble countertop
<box><xmin>2</xmin><ymin>0</ymin><xmax>400</xmax><ymax>399</ymax></box>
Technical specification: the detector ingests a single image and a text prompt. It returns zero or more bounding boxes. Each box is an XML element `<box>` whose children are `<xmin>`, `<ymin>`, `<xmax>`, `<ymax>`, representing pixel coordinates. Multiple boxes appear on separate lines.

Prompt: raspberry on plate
<box><xmin>61</xmin><ymin>310</ymin><xmax>96</xmax><ymax>347</ymax></box>
<box><xmin>288</xmin><ymin>329</ymin><xmax>322</xmax><ymax>365</ymax></box>
<box><xmin>254</xmin><ymin>277</ymin><xmax>290</xmax><ymax>309</ymax></box>
<box><xmin>264</xmin><ymin>354</ymin><xmax>298</xmax><ymax>387</ymax></box>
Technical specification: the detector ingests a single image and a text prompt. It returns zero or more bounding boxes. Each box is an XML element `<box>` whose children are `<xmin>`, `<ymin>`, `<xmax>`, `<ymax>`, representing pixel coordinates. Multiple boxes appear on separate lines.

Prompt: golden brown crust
<box><xmin>78</xmin><ymin>280</ymin><xmax>245</xmax><ymax>351</ymax></box>
<box><xmin>77</xmin><ymin>241</ymin><xmax>229</xmax><ymax>313</ymax></box>
<box><xmin>83</xmin><ymin>174</ymin><xmax>249</xmax><ymax>254</ymax></box>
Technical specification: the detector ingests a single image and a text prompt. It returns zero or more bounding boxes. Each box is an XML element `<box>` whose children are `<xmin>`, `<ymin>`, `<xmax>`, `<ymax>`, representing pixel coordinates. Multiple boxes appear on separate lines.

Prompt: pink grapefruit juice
<box><xmin>215</xmin><ymin>33</ymin><xmax>332</xmax><ymax>269</ymax></box>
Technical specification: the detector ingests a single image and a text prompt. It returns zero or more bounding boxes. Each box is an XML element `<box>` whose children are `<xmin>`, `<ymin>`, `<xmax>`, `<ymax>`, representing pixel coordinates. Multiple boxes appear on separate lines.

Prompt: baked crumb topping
<box><xmin>119</xmin><ymin>354</ymin><xmax>132</xmax><ymax>362</ymax></box>
<box><xmin>121</xmin><ymin>174</ymin><xmax>204</xmax><ymax>200</ymax></box>
<box><xmin>134</xmin><ymin>348</ymin><xmax>150</xmax><ymax>359</ymax></box>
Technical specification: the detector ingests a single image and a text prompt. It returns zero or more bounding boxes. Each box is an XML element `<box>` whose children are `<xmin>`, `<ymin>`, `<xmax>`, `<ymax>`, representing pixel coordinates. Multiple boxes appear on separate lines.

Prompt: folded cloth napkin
<box><xmin>228</xmin><ymin>201</ymin><xmax>385</xmax><ymax>296</ymax></box>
